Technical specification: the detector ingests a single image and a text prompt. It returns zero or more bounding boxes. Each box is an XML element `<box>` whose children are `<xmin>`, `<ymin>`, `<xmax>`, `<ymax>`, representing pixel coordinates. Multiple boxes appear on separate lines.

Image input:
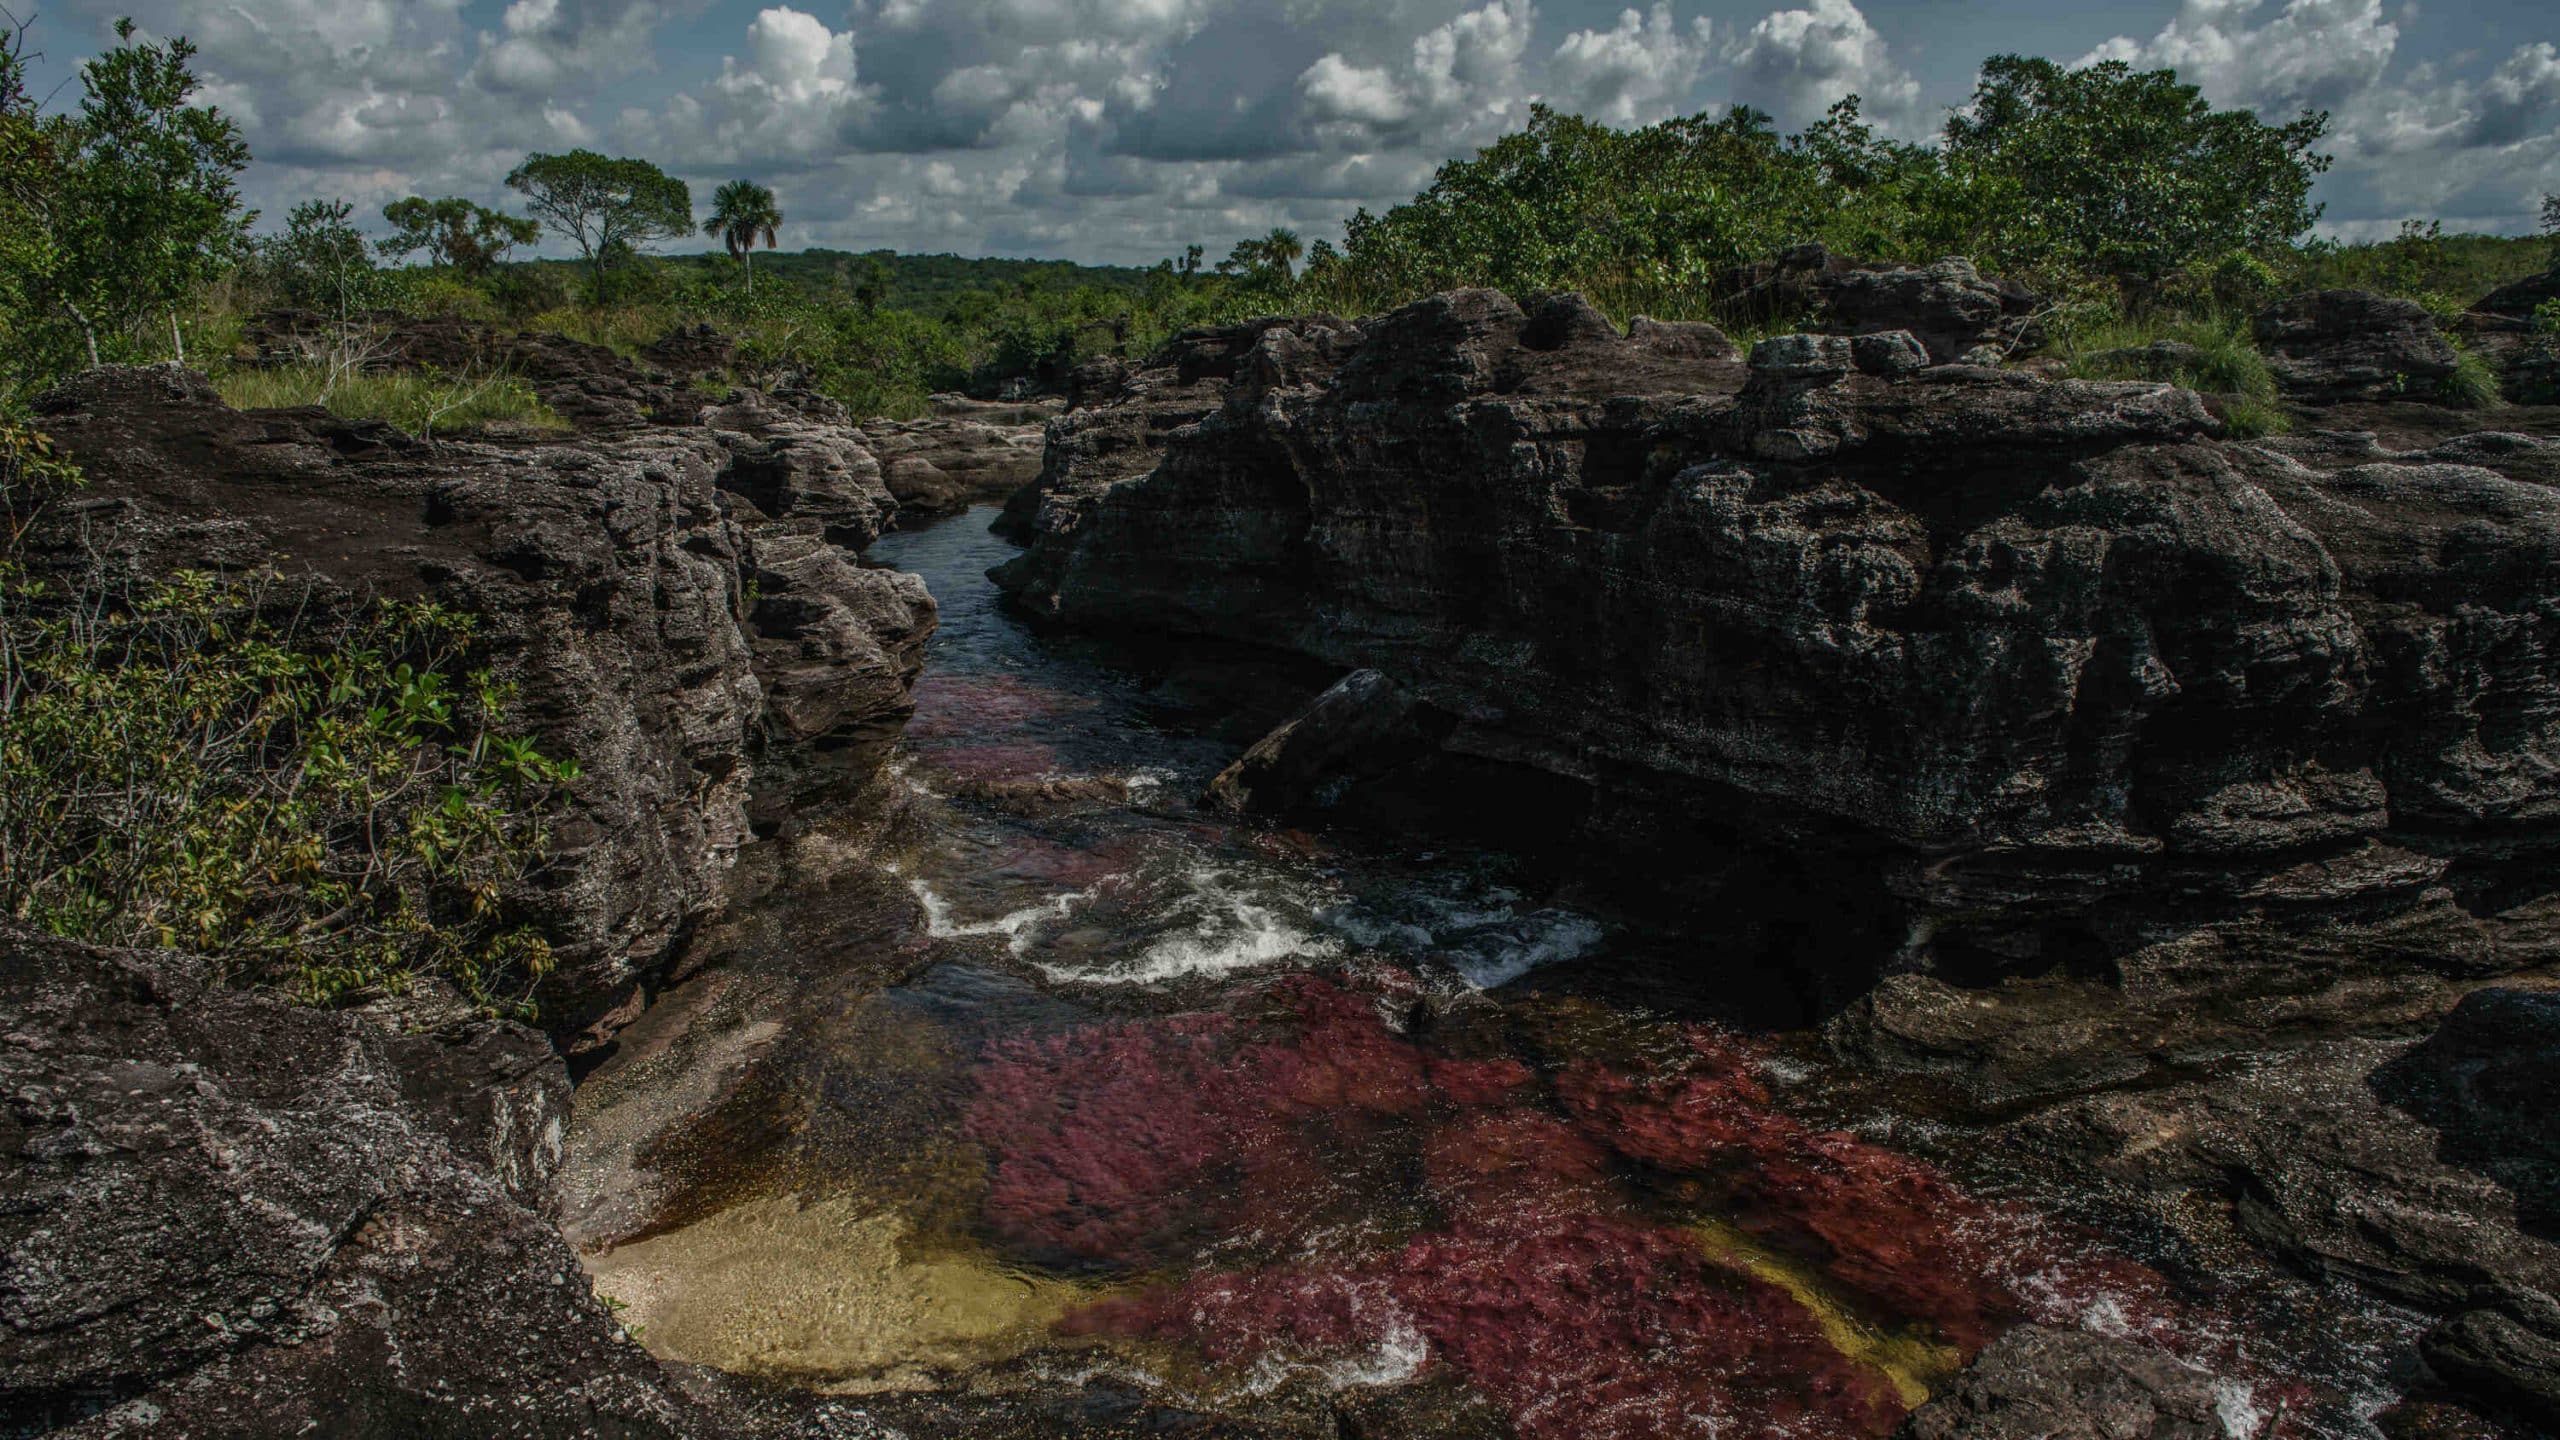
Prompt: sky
<box><xmin>14</xmin><ymin>0</ymin><xmax>2559</xmax><ymax>266</ymax></box>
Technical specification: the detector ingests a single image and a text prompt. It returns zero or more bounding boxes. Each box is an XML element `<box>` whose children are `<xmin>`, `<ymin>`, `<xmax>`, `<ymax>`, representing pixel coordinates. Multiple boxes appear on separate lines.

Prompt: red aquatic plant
<box><xmin>1073</xmin><ymin>1209</ymin><xmax>1905</xmax><ymax>1440</ymax></box>
<box><xmin>979</xmin><ymin>972</ymin><xmax>2191</xmax><ymax>1434</ymax></box>
<box><xmin>965</xmin><ymin>975</ymin><xmax>1437</xmax><ymax>1266</ymax></box>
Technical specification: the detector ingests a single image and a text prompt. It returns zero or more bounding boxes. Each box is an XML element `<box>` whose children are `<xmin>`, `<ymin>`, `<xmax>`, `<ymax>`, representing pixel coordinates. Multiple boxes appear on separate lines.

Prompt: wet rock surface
<box><xmin>1893</xmin><ymin>1326</ymin><xmax>2232</xmax><ymax>1440</ymax></box>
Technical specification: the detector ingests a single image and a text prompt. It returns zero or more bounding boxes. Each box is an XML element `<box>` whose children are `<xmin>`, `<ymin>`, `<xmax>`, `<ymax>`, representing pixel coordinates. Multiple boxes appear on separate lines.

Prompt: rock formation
<box><xmin>860</xmin><ymin>396</ymin><xmax>1054</xmax><ymax>522</ymax></box>
<box><xmin>995</xmin><ymin>289</ymin><xmax>2560</xmax><ymax>1057</ymax></box>
<box><xmin>24</xmin><ymin>365</ymin><xmax>933</xmax><ymax>1041</ymax></box>
<box><xmin>1711</xmin><ymin>244</ymin><xmax>2046</xmax><ymax>363</ymax></box>
<box><xmin>2254</xmin><ymin>288</ymin><xmax>2466</xmax><ymax>404</ymax></box>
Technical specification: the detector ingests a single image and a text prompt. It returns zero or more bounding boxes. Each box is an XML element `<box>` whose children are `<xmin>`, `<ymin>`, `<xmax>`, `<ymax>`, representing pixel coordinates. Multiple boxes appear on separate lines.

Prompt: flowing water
<box><xmin>568</xmin><ymin>507</ymin><xmax>2425</xmax><ymax>1439</ymax></box>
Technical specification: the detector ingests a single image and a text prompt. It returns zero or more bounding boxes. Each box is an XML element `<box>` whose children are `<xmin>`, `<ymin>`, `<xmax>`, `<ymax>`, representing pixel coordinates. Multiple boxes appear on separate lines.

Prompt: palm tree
<box><xmin>703</xmin><ymin>179</ymin><xmax>783</xmax><ymax>296</ymax></box>
<box><xmin>1263</xmin><ymin>227</ymin><xmax>1304</xmax><ymax>281</ymax></box>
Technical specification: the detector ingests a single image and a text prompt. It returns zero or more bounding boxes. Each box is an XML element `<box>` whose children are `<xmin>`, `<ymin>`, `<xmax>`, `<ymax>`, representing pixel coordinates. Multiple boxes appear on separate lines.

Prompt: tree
<box><xmin>379</xmin><ymin>196</ymin><xmax>540</xmax><ymax>274</ymax></box>
<box><xmin>5</xmin><ymin>17</ymin><xmax>250</xmax><ymax>372</ymax></box>
<box><xmin>503</xmin><ymin>150</ymin><xmax>690</xmax><ymax>304</ymax></box>
<box><xmin>262</xmin><ymin>198</ymin><xmax>373</xmax><ymax>310</ymax></box>
<box><xmin>1262</xmin><ymin>227</ymin><xmax>1304</xmax><ymax>281</ymax></box>
<box><xmin>702</xmin><ymin>178</ymin><xmax>782</xmax><ymax>297</ymax></box>
<box><xmin>2542</xmin><ymin>193</ymin><xmax>2559</xmax><ymax>260</ymax></box>
<box><xmin>1942</xmin><ymin>55</ymin><xmax>2331</xmax><ymax>301</ymax></box>
<box><xmin>851</xmin><ymin>254</ymin><xmax>890</xmax><ymax>314</ymax></box>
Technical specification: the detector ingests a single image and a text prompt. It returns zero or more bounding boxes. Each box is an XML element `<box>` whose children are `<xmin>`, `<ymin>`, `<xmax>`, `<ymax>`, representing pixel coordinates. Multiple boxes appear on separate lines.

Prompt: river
<box><xmin>563</xmin><ymin>506</ymin><xmax>2418</xmax><ymax>1439</ymax></box>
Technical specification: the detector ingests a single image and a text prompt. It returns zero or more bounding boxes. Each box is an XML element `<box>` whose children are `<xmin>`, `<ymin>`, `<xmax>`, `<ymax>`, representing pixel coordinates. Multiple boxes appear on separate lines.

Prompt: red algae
<box><xmin>908</xmin><ymin>672</ymin><xmax>1092</xmax><ymax>738</ymax></box>
<box><xmin>970</xmin><ymin>974</ymin><xmax>2190</xmax><ymax>1433</ymax></box>
<box><xmin>1075</xmin><ymin>1212</ymin><xmax>1904</xmax><ymax>1440</ymax></box>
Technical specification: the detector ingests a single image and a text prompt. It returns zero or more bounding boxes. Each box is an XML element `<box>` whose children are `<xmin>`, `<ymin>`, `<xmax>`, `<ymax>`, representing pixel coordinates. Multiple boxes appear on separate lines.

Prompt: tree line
<box><xmin>7</xmin><ymin>10</ymin><xmax>2557</xmax><ymax>422</ymax></box>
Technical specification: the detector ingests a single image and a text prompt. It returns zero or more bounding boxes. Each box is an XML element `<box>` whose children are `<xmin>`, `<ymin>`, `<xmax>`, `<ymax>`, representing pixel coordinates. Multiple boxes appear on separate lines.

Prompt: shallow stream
<box><xmin>565</xmin><ymin>507</ymin><xmax>2422</xmax><ymax>1439</ymax></box>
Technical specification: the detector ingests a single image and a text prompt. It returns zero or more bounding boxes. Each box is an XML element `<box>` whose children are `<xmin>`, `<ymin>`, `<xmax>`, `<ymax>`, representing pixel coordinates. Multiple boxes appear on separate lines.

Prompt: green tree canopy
<box><xmin>703</xmin><ymin>178</ymin><xmax>783</xmax><ymax>295</ymax></box>
<box><xmin>262</xmin><ymin>197</ymin><xmax>373</xmax><ymax>310</ymax></box>
<box><xmin>379</xmin><ymin>196</ymin><xmax>541</xmax><ymax>273</ymax></box>
<box><xmin>1942</xmin><ymin>55</ymin><xmax>2331</xmax><ymax>298</ymax></box>
<box><xmin>3</xmin><ymin>17</ymin><xmax>250</xmax><ymax>372</ymax></box>
<box><xmin>504</xmin><ymin>150</ymin><xmax>691</xmax><ymax>303</ymax></box>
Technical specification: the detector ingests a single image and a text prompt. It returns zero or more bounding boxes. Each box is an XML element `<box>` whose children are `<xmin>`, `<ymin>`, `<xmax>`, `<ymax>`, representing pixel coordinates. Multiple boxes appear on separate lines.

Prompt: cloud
<box><xmin>2075</xmin><ymin>0</ymin><xmax>2560</xmax><ymax>233</ymax></box>
<box><xmin>622</xmin><ymin>7</ymin><xmax>867</xmax><ymax>167</ymax></box>
<box><xmin>1548</xmin><ymin>6</ymin><xmax>1714</xmax><ymax>127</ymax></box>
<box><xmin>41</xmin><ymin>0</ymin><xmax>2560</xmax><ymax>263</ymax></box>
<box><xmin>1725</xmin><ymin>0</ymin><xmax>1919</xmax><ymax>128</ymax></box>
<box><xmin>1293</xmin><ymin>0</ymin><xmax>1535</xmax><ymax>144</ymax></box>
<box><xmin>2075</xmin><ymin>0</ymin><xmax>2398</xmax><ymax>119</ymax></box>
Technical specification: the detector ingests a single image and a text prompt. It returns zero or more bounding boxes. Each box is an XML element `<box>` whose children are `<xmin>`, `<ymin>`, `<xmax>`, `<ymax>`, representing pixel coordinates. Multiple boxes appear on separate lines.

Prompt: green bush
<box><xmin>2</xmin><ymin>489</ymin><xmax>579</xmax><ymax>1012</ymax></box>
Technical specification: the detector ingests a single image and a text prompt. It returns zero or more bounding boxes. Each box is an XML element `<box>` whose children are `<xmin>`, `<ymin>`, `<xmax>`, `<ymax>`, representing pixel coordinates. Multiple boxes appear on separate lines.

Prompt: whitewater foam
<box><xmin>908</xmin><ymin>877</ymin><xmax>1095</xmax><ymax>957</ymax></box>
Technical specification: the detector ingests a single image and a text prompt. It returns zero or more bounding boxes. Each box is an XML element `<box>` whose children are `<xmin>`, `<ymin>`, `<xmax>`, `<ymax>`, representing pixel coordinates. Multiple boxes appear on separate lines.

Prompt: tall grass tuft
<box><xmin>2441</xmin><ymin>344</ymin><xmax>2503</xmax><ymax>410</ymax></box>
<box><xmin>216</xmin><ymin>365</ymin><xmax>569</xmax><ymax>440</ymax></box>
<box><xmin>2064</xmin><ymin>312</ymin><xmax>2291</xmax><ymax>437</ymax></box>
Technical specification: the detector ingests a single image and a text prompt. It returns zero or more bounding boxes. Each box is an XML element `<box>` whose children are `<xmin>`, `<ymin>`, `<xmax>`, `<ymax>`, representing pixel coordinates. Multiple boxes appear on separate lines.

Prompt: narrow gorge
<box><xmin>7</xmin><ymin>262</ymin><xmax>2560</xmax><ymax>1440</ymax></box>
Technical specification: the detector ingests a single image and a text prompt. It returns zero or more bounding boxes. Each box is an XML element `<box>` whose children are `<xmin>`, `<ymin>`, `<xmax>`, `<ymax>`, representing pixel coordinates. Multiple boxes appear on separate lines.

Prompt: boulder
<box><xmin>1202</xmin><ymin>669</ymin><xmax>1431</xmax><ymax>816</ymax></box>
<box><xmin>2254</xmin><ymin>289</ymin><xmax>2462</xmax><ymax>404</ymax></box>
<box><xmin>1712</xmin><ymin>245</ymin><xmax>2045</xmax><ymax>363</ymax></box>
<box><xmin>2475</xmin><ymin>265</ymin><xmax>2560</xmax><ymax>322</ymax></box>
<box><xmin>1895</xmin><ymin>1326</ymin><xmax>2231</xmax><ymax>1440</ymax></box>
<box><xmin>860</xmin><ymin>415</ymin><xmax>1049</xmax><ymax>521</ymax></box>
<box><xmin>2421</xmin><ymin>1304</ymin><xmax>2560</xmax><ymax>1430</ymax></box>
<box><xmin>0</xmin><ymin>929</ymin><xmax>695</xmax><ymax>1438</ymax></box>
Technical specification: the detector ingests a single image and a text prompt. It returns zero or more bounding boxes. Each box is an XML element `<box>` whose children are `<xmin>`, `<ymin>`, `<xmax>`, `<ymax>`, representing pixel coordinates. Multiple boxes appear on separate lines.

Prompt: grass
<box><xmin>215</xmin><ymin>365</ymin><xmax>569</xmax><ymax>439</ymax></box>
<box><xmin>523</xmin><ymin>304</ymin><xmax>681</xmax><ymax>360</ymax></box>
<box><xmin>2442</xmin><ymin>343</ymin><xmax>2503</xmax><ymax>409</ymax></box>
<box><xmin>2062</xmin><ymin>312</ymin><xmax>2291</xmax><ymax>437</ymax></box>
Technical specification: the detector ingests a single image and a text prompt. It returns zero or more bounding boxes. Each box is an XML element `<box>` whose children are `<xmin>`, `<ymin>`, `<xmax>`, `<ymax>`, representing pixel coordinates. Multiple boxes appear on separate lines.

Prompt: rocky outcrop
<box><xmin>0</xmin><ymin>928</ymin><xmax>697</xmax><ymax>1437</ymax></box>
<box><xmin>2459</xmin><ymin>266</ymin><xmax>2560</xmax><ymax>406</ymax></box>
<box><xmin>2255</xmin><ymin>289</ymin><xmax>2465</xmax><ymax>404</ymax></box>
<box><xmin>1202</xmin><ymin>668</ymin><xmax>1434</xmax><ymax>816</ymax></box>
<box><xmin>996</xmin><ymin>290</ymin><xmax>2560</xmax><ymax>1054</ymax></box>
<box><xmin>1894</xmin><ymin>1326</ymin><xmax>2231</xmax><ymax>1440</ymax></box>
<box><xmin>2002</xmin><ymin>988</ymin><xmax>2560</xmax><ymax>1429</ymax></box>
<box><xmin>25</xmin><ymin>366</ymin><xmax>932</xmax><ymax>1040</ymax></box>
<box><xmin>860</xmin><ymin>413</ymin><xmax>1049</xmax><ymax>521</ymax></box>
<box><xmin>1712</xmin><ymin>244</ymin><xmax>2045</xmax><ymax>363</ymax></box>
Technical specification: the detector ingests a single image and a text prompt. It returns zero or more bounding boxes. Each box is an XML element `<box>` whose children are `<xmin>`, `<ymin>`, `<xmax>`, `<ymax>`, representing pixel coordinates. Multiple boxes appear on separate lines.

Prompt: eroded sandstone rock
<box><xmin>2255</xmin><ymin>289</ymin><xmax>2463</xmax><ymax>404</ymax></box>
<box><xmin>26</xmin><ymin>365</ymin><xmax>932</xmax><ymax>1039</ymax></box>
<box><xmin>994</xmin><ymin>292</ymin><xmax>2560</xmax><ymax>1060</ymax></box>
<box><xmin>1894</xmin><ymin>1326</ymin><xmax>2231</xmax><ymax>1440</ymax></box>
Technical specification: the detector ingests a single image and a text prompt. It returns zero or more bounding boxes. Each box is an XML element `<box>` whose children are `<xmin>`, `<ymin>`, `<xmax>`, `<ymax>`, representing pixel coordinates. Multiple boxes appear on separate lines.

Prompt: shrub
<box><xmin>214</xmin><ymin>364</ymin><xmax>568</xmax><ymax>439</ymax></box>
<box><xmin>1</xmin><ymin>492</ymin><xmax>579</xmax><ymax>1012</ymax></box>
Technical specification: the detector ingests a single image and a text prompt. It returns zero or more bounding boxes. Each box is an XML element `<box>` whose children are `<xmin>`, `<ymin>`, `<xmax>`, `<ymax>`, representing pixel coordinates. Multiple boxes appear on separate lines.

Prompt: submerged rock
<box><xmin>1895</xmin><ymin>1326</ymin><xmax>2231</xmax><ymax>1440</ymax></box>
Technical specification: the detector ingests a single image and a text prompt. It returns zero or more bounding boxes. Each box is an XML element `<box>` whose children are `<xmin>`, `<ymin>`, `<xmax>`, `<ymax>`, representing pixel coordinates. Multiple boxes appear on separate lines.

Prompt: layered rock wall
<box><xmin>26</xmin><ymin>366</ymin><xmax>934</xmax><ymax>1040</ymax></box>
<box><xmin>996</xmin><ymin>289</ymin><xmax>2560</xmax><ymax>1016</ymax></box>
